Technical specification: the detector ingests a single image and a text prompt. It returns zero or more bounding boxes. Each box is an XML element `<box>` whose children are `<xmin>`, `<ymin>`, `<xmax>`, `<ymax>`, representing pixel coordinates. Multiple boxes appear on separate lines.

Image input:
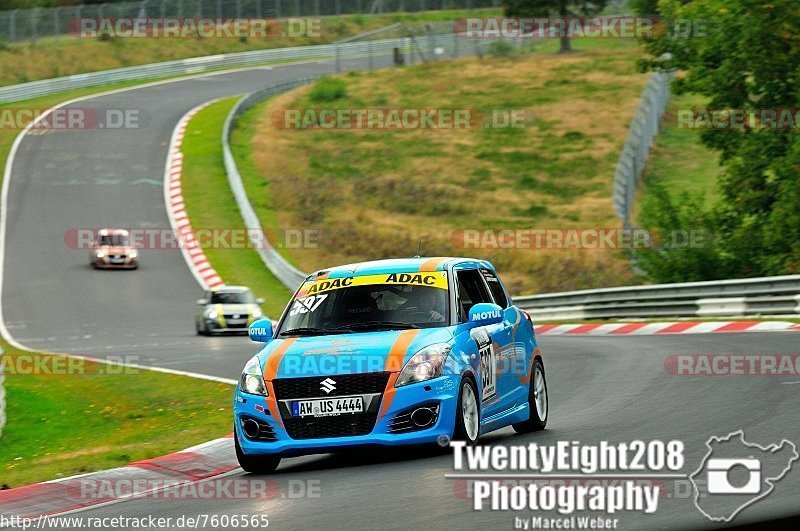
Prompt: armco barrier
<box><xmin>0</xmin><ymin>34</ymin><xmax>465</xmax><ymax>103</ymax></box>
<box><xmin>222</xmin><ymin>77</ymin><xmax>318</xmax><ymax>290</ymax></box>
<box><xmin>514</xmin><ymin>275</ymin><xmax>800</xmax><ymax>321</ymax></box>
<box><xmin>219</xmin><ymin>29</ymin><xmax>495</xmax><ymax>291</ymax></box>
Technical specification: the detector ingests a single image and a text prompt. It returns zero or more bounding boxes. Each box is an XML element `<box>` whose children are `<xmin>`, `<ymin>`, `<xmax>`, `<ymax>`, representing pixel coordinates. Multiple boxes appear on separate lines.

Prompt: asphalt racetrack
<box><xmin>2</xmin><ymin>57</ymin><xmax>798</xmax><ymax>529</ymax></box>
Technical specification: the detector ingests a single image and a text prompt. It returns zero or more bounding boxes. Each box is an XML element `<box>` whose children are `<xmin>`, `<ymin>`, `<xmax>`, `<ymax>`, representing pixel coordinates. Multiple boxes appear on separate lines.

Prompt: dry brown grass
<box><xmin>244</xmin><ymin>43</ymin><xmax>648</xmax><ymax>294</ymax></box>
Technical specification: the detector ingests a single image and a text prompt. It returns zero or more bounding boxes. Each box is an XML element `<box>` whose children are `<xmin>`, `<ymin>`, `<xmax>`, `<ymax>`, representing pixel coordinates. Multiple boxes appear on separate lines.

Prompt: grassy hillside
<box><xmin>235</xmin><ymin>39</ymin><xmax>648</xmax><ymax>294</ymax></box>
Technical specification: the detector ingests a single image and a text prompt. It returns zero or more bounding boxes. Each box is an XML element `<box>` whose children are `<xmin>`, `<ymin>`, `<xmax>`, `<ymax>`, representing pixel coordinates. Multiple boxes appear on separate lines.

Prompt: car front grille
<box><xmin>272</xmin><ymin>372</ymin><xmax>390</xmax><ymax>399</ymax></box>
<box><xmin>282</xmin><ymin>412</ymin><xmax>379</xmax><ymax>439</ymax></box>
<box><xmin>273</xmin><ymin>372</ymin><xmax>391</xmax><ymax>439</ymax></box>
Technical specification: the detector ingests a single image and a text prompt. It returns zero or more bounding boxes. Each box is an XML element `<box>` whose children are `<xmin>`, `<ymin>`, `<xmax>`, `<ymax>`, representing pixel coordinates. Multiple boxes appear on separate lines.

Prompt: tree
<box><xmin>502</xmin><ymin>0</ymin><xmax>609</xmax><ymax>54</ymax></box>
<box><xmin>635</xmin><ymin>0</ymin><xmax>800</xmax><ymax>280</ymax></box>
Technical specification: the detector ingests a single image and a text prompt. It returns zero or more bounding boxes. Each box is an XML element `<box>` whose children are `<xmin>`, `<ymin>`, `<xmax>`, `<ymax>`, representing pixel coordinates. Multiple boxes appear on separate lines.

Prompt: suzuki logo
<box><xmin>320</xmin><ymin>378</ymin><xmax>336</xmax><ymax>394</ymax></box>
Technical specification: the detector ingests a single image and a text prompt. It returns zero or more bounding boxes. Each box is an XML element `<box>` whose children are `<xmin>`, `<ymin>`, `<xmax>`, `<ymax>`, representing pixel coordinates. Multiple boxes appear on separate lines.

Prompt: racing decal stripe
<box><xmin>215</xmin><ymin>304</ymin><xmax>227</xmax><ymax>328</ymax></box>
<box><xmin>418</xmin><ymin>257</ymin><xmax>449</xmax><ymax>272</ymax></box>
<box><xmin>377</xmin><ymin>329</ymin><xmax>420</xmax><ymax>420</ymax></box>
<box><xmin>263</xmin><ymin>338</ymin><xmax>298</xmax><ymax>428</ymax></box>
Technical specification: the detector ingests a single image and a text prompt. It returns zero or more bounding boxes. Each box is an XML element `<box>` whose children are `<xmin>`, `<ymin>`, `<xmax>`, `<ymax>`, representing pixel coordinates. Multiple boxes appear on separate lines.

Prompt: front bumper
<box><xmin>94</xmin><ymin>257</ymin><xmax>138</xmax><ymax>269</ymax></box>
<box><xmin>234</xmin><ymin>374</ymin><xmax>461</xmax><ymax>457</ymax></box>
<box><xmin>204</xmin><ymin>318</ymin><xmax>251</xmax><ymax>334</ymax></box>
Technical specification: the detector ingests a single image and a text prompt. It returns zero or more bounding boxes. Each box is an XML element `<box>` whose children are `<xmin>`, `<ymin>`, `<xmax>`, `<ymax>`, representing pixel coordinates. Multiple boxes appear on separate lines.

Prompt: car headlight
<box><xmin>95</xmin><ymin>250</ymin><xmax>106</xmax><ymax>258</ymax></box>
<box><xmin>252</xmin><ymin>307</ymin><xmax>263</xmax><ymax>319</ymax></box>
<box><xmin>205</xmin><ymin>309</ymin><xmax>218</xmax><ymax>320</ymax></box>
<box><xmin>396</xmin><ymin>343</ymin><xmax>451</xmax><ymax>387</ymax></box>
<box><xmin>129</xmin><ymin>250</ymin><xmax>138</xmax><ymax>258</ymax></box>
<box><xmin>239</xmin><ymin>356</ymin><xmax>268</xmax><ymax>396</ymax></box>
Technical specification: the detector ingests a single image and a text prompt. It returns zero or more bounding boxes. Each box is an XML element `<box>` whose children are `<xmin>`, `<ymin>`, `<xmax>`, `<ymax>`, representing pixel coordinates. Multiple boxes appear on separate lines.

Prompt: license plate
<box><xmin>291</xmin><ymin>396</ymin><xmax>364</xmax><ymax>417</ymax></box>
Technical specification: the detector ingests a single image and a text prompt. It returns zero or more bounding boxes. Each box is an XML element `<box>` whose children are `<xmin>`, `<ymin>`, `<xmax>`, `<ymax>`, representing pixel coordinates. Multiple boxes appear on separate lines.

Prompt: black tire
<box><xmin>452</xmin><ymin>376</ymin><xmax>480</xmax><ymax>444</ymax></box>
<box><xmin>235</xmin><ymin>429</ymin><xmax>281</xmax><ymax>474</ymax></box>
<box><xmin>513</xmin><ymin>357</ymin><xmax>548</xmax><ymax>433</ymax></box>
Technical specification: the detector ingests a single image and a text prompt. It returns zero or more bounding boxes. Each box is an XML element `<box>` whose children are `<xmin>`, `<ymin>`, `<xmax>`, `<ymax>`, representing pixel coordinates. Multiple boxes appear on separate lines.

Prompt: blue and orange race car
<box><xmin>233</xmin><ymin>257</ymin><xmax>548</xmax><ymax>473</ymax></box>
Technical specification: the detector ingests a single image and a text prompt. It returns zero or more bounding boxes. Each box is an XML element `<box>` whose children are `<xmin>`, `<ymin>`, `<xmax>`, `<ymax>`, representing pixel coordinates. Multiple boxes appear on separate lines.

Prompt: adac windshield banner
<box><xmin>295</xmin><ymin>272</ymin><xmax>448</xmax><ymax>298</ymax></box>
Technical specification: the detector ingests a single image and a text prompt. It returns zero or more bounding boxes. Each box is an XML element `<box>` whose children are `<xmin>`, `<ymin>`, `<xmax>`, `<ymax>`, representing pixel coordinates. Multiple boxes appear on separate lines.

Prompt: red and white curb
<box><xmin>534</xmin><ymin>320</ymin><xmax>800</xmax><ymax>336</ymax></box>
<box><xmin>0</xmin><ymin>436</ymin><xmax>237</xmax><ymax>520</ymax></box>
<box><xmin>164</xmin><ymin>100</ymin><xmax>225</xmax><ymax>291</ymax></box>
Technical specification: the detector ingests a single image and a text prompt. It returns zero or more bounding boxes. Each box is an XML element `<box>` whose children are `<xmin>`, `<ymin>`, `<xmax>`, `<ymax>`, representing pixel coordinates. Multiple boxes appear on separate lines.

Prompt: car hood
<box><xmin>212</xmin><ymin>303</ymin><xmax>257</xmax><ymax>314</ymax></box>
<box><xmin>98</xmin><ymin>246</ymin><xmax>134</xmax><ymax>254</ymax></box>
<box><xmin>257</xmin><ymin>327</ymin><xmax>454</xmax><ymax>379</ymax></box>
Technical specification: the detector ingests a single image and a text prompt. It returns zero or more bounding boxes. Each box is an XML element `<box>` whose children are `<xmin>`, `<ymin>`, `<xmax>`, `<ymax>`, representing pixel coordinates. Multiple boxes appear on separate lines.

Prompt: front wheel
<box><xmin>513</xmin><ymin>358</ymin><xmax>548</xmax><ymax>433</ymax></box>
<box><xmin>453</xmin><ymin>376</ymin><xmax>480</xmax><ymax>444</ymax></box>
<box><xmin>235</xmin><ymin>429</ymin><xmax>281</xmax><ymax>474</ymax></box>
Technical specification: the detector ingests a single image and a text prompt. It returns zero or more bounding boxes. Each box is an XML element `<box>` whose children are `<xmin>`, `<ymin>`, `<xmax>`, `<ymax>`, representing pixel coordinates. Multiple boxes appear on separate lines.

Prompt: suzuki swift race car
<box><xmin>89</xmin><ymin>228</ymin><xmax>139</xmax><ymax>269</ymax></box>
<box><xmin>233</xmin><ymin>257</ymin><xmax>548</xmax><ymax>473</ymax></box>
<box><xmin>196</xmin><ymin>286</ymin><xmax>265</xmax><ymax>335</ymax></box>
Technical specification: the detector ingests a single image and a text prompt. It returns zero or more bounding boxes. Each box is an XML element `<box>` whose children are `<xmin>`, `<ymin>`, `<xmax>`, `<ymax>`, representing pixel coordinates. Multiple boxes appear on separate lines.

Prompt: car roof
<box><xmin>306</xmin><ymin>257</ymin><xmax>495</xmax><ymax>280</ymax></box>
<box><xmin>210</xmin><ymin>286</ymin><xmax>251</xmax><ymax>293</ymax></box>
<box><xmin>97</xmin><ymin>228</ymin><xmax>129</xmax><ymax>236</ymax></box>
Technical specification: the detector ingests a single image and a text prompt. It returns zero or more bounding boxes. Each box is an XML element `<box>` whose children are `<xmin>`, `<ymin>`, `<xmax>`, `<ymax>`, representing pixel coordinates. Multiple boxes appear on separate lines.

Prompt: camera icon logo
<box><xmin>706</xmin><ymin>458</ymin><xmax>761</xmax><ymax>494</ymax></box>
<box><xmin>690</xmin><ymin>430</ymin><xmax>798</xmax><ymax>522</ymax></box>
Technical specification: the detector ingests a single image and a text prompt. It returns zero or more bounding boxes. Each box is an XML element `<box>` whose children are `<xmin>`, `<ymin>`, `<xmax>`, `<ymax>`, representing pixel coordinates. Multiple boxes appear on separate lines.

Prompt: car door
<box><xmin>479</xmin><ymin>268</ymin><xmax>530</xmax><ymax>412</ymax></box>
<box><xmin>453</xmin><ymin>267</ymin><xmax>513</xmax><ymax>420</ymax></box>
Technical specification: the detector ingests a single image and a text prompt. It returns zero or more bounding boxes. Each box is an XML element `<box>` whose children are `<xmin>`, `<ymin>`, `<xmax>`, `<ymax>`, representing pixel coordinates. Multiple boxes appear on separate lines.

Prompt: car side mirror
<box><xmin>197</xmin><ymin>299</ymin><xmax>208</xmax><ymax>305</ymax></box>
<box><xmin>256</xmin><ymin>298</ymin><xmax>265</xmax><ymax>305</ymax></box>
<box><xmin>467</xmin><ymin>303</ymin><xmax>504</xmax><ymax>327</ymax></box>
<box><xmin>249</xmin><ymin>318</ymin><xmax>274</xmax><ymax>343</ymax></box>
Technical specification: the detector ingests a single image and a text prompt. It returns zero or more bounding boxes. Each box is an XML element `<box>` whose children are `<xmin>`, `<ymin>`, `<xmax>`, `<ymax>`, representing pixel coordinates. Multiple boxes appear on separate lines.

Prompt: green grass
<box><xmin>0</xmin><ymin>343</ymin><xmax>233</xmax><ymax>488</ymax></box>
<box><xmin>637</xmin><ymin>92</ymin><xmax>723</xmax><ymax>210</ymax></box>
<box><xmin>180</xmin><ymin>98</ymin><xmax>293</xmax><ymax>318</ymax></box>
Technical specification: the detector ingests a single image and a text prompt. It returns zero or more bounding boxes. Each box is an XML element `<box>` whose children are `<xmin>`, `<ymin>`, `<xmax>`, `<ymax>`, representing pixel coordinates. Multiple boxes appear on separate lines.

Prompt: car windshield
<box><xmin>98</xmin><ymin>234</ymin><xmax>128</xmax><ymax>246</ymax></box>
<box><xmin>210</xmin><ymin>291</ymin><xmax>254</xmax><ymax>304</ymax></box>
<box><xmin>278</xmin><ymin>273</ymin><xmax>450</xmax><ymax>336</ymax></box>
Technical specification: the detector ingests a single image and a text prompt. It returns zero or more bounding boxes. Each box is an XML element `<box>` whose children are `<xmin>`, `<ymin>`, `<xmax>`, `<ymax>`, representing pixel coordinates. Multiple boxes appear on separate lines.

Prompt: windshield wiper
<box><xmin>279</xmin><ymin>327</ymin><xmax>351</xmax><ymax>337</ymax></box>
<box><xmin>334</xmin><ymin>321</ymin><xmax>421</xmax><ymax>331</ymax></box>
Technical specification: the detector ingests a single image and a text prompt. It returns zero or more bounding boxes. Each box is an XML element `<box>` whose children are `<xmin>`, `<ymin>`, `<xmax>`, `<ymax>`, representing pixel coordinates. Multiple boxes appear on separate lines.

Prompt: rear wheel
<box><xmin>513</xmin><ymin>358</ymin><xmax>548</xmax><ymax>433</ymax></box>
<box><xmin>235</xmin><ymin>429</ymin><xmax>281</xmax><ymax>474</ymax></box>
<box><xmin>453</xmin><ymin>376</ymin><xmax>480</xmax><ymax>444</ymax></box>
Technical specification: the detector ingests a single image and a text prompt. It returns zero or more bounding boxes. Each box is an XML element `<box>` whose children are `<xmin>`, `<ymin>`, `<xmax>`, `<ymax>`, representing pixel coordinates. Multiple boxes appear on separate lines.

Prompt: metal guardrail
<box><xmin>222</xmin><ymin>76</ymin><xmax>319</xmax><ymax>290</ymax></box>
<box><xmin>0</xmin><ymin>36</ymin><xmax>418</xmax><ymax>103</ymax></box>
<box><xmin>220</xmin><ymin>28</ymin><xmax>496</xmax><ymax>292</ymax></box>
<box><xmin>612</xmin><ymin>61</ymin><xmax>674</xmax><ymax>226</ymax></box>
<box><xmin>513</xmin><ymin>275</ymin><xmax>800</xmax><ymax>321</ymax></box>
<box><xmin>0</xmin><ymin>0</ymin><xmax>499</xmax><ymax>43</ymax></box>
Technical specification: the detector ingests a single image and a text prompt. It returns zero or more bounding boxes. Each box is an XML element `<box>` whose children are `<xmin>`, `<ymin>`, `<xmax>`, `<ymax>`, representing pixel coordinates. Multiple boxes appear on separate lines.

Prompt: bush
<box><xmin>308</xmin><ymin>77</ymin><xmax>348</xmax><ymax>103</ymax></box>
<box><xmin>487</xmin><ymin>40</ymin><xmax>516</xmax><ymax>58</ymax></box>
